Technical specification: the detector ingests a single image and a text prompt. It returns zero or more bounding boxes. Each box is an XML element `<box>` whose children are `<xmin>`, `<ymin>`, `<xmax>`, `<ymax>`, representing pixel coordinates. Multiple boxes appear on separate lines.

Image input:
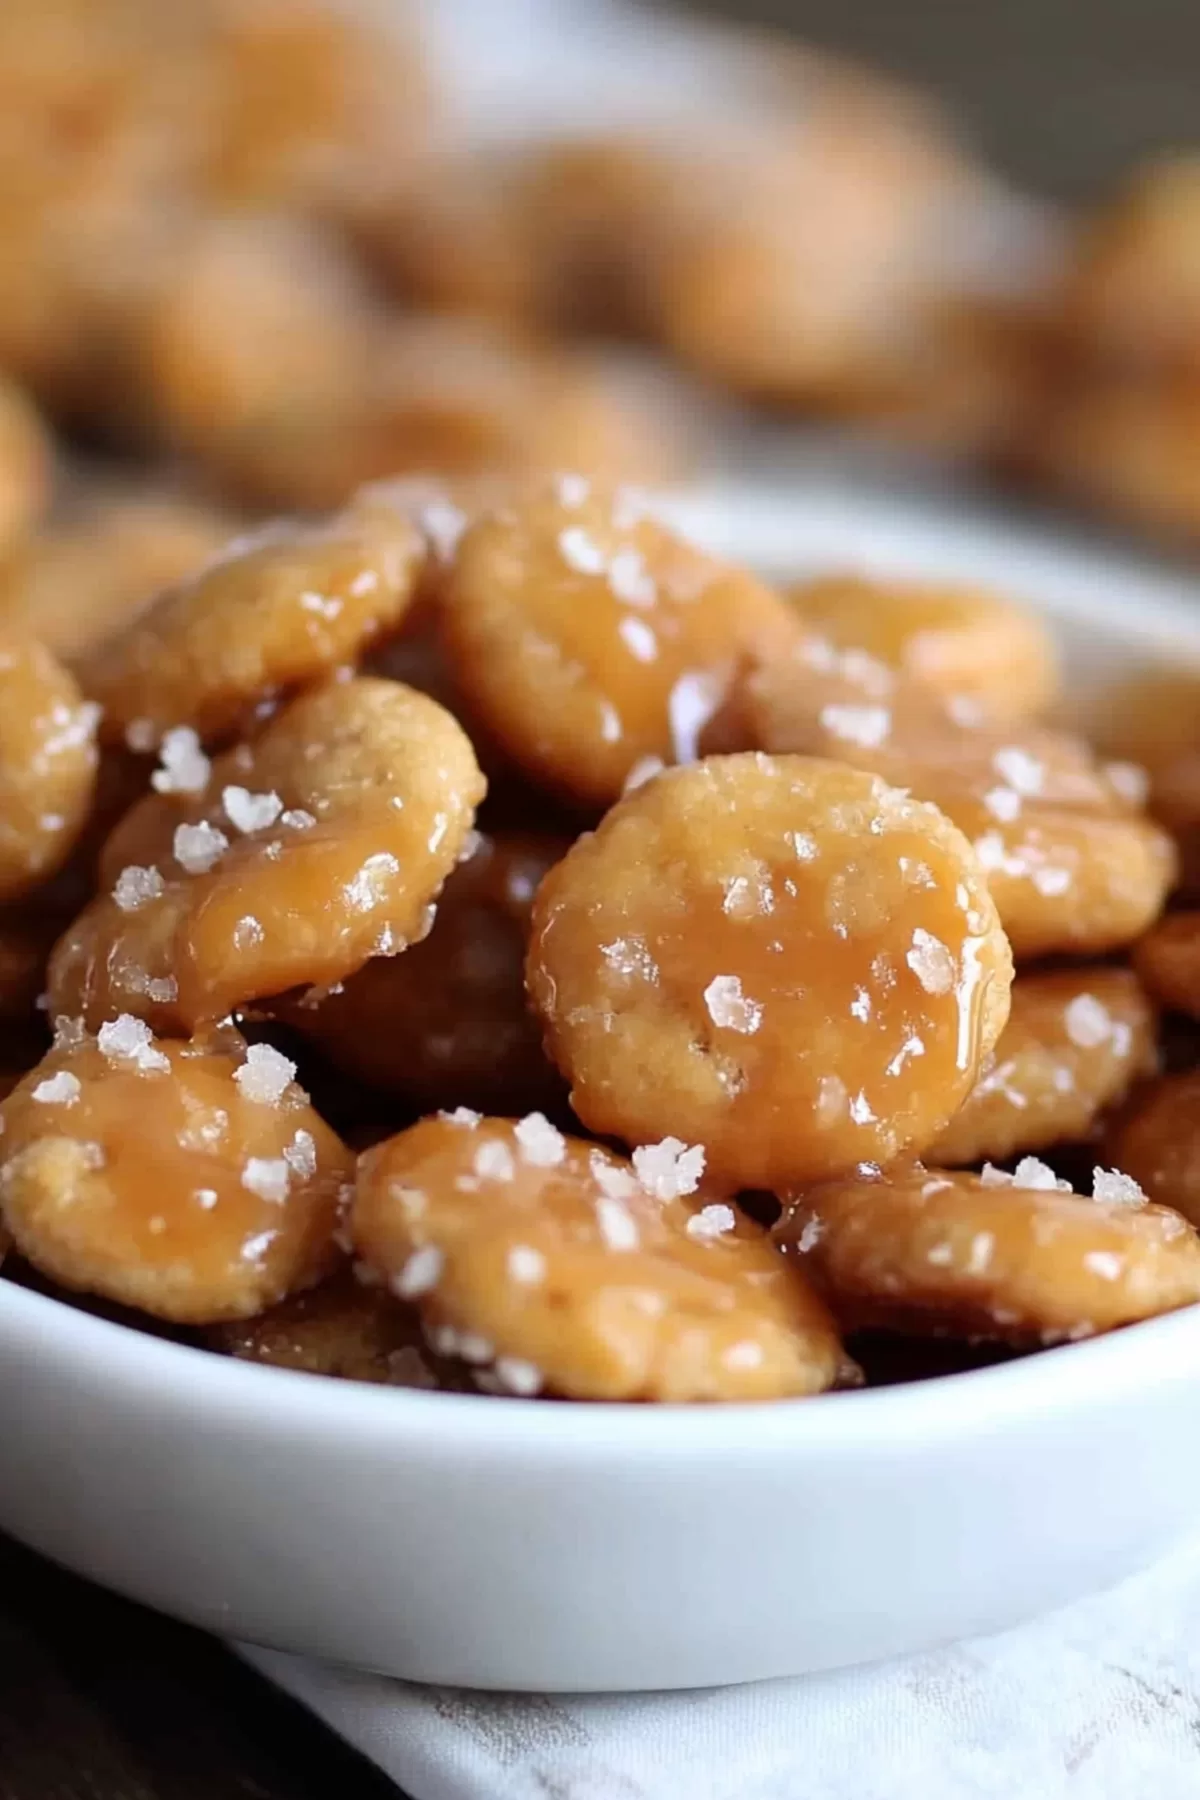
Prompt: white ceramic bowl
<box><xmin>5</xmin><ymin>480</ymin><xmax>1200</xmax><ymax>1695</ymax></box>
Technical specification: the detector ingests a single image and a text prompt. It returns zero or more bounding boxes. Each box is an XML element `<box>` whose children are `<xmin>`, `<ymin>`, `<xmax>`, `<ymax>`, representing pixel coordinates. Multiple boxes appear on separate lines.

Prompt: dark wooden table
<box><xmin>0</xmin><ymin>1536</ymin><xmax>401</xmax><ymax>1800</ymax></box>
<box><xmin>6</xmin><ymin>1</ymin><xmax>1200</xmax><ymax>1794</ymax></box>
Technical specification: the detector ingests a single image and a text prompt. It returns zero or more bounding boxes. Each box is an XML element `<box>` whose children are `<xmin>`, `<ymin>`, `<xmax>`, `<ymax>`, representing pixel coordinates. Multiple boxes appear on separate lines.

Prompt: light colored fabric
<box><xmin>242</xmin><ymin>1534</ymin><xmax>1200</xmax><ymax>1800</ymax></box>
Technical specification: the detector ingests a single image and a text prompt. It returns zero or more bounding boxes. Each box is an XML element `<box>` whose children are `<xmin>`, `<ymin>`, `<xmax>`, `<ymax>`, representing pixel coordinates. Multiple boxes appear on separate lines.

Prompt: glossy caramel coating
<box><xmin>527</xmin><ymin>755</ymin><xmax>1012</xmax><ymax>1190</ymax></box>
<box><xmin>443</xmin><ymin>480</ymin><xmax>800</xmax><ymax>807</ymax></box>
<box><xmin>0</xmin><ymin>636</ymin><xmax>99</xmax><ymax>901</ymax></box>
<box><xmin>743</xmin><ymin>639</ymin><xmax>1175</xmax><ymax>958</ymax></box>
<box><xmin>208</xmin><ymin>1267</ymin><xmax>453</xmax><ymax>1388</ymax></box>
<box><xmin>1146</xmin><ymin>748</ymin><xmax>1200</xmax><ymax>898</ymax></box>
<box><xmin>1135</xmin><ymin>912</ymin><xmax>1200</xmax><ymax>1017</ymax></box>
<box><xmin>0</xmin><ymin>1030</ymin><xmax>350</xmax><ymax>1323</ymax></box>
<box><xmin>742</xmin><ymin>635</ymin><xmax>1126</xmax><ymax>814</ymax></box>
<box><xmin>1055</xmin><ymin>158</ymin><xmax>1200</xmax><ymax>376</ymax></box>
<box><xmin>1087</xmin><ymin>671</ymin><xmax>1200</xmax><ymax>777</ymax></box>
<box><xmin>354</xmin><ymin>1115</ymin><xmax>850</xmax><ymax>1402</ymax></box>
<box><xmin>53</xmin><ymin>678</ymin><xmax>485</xmax><ymax>1031</ymax></box>
<box><xmin>778</xmin><ymin>1163</ymin><xmax>1200</xmax><ymax>1343</ymax></box>
<box><xmin>1106</xmin><ymin>1073</ymin><xmax>1200</xmax><ymax>1228</ymax></box>
<box><xmin>1028</xmin><ymin>375</ymin><xmax>1200</xmax><ymax>549</ymax></box>
<box><xmin>0</xmin><ymin>374</ymin><xmax>51</xmax><ymax>553</ymax></box>
<box><xmin>138</xmin><ymin>212</ymin><xmax>373</xmax><ymax>469</ymax></box>
<box><xmin>787</xmin><ymin>574</ymin><xmax>1058</xmax><ymax>722</ymax></box>
<box><xmin>84</xmin><ymin>506</ymin><xmax>423</xmax><ymax>745</ymax></box>
<box><xmin>0</xmin><ymin>485</ymin><xmax>236</xmax><ymax>663</ymax></box>
<box><xmin>930</xmin><ymin>968</ymin><xmax>1157</xmax><ymax>1166</ymax></box>
<box><xmin>193</xmin><ymin>0</ymin><xmax>429</xmax><ymax>215</ymax></box>
<box><xmin>141</xmin><ymin>227</ymin><xmax>679</xmax><ymax>511</ymax></box>
<box><xmin>279</xmin><ymin>832</ymin><xmax>565</xmax><ymax>1115</ymax></box>
<box><xmin>948</xmin><ymin>798</ymin><xmax>1177</xmax><ymax>961</ymax></box>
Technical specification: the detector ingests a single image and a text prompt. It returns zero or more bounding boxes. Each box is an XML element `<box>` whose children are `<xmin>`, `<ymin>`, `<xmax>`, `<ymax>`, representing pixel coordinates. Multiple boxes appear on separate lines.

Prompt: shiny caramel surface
<box><xmin>1134</xmin><ymin>911</ymin><xmax>1200</xmax><ymax>1018</ymax></box>
<box><xmin>0</xmin><ymin>635</ymin><xmax>99</xmax><ymax>900</ymax></box>
<box><xmin>0</xmin><ymin>484</ymin><xmax>236</xmax><ymax>662</ymax></box>
<box><xmin>53</xmin><ymin>677</ymin><xmax>484</xmax><ymax>1030</ymax></box>
<box><xmin>354</xmin><ymin>1114</ymin><xmax>850</xmax><ymax>1402</ymax></box>
<box><xmin>84</xmin><ymin>504</ymin><xmax>424</xmax><ymax>744</ymax></box>
<box><xmin>941</xmin><ymin>798</ymin><xmax>1177</xmax><ymax>960</ymax></box>
<box><xmin>444</xmin><ymin>479</ymin><xmax>801</xmax><ymax>806</ymax></box>
<box><xmin>0</xmin><ymin>372</ymin><xmax>51</xmax><ymax>554</ymax></box>
<box><xmin>208</xmin><ymin>1266</ymin><xmax>451</xmax><ymax>1388</ymax></box>
<box><xmin>1106</xmin><ymin>1073</ymin><xmax>1200</xmax><ymax>1229</ymax></box>
<box><xmin>280</xmin><ymin>831</ymin><xmax>566</xmax><ymax>1115</ymax></box>
<box><xmin>787</xmin><ymin>574</ymin><xmax>1058</xmax><ymax>722</ymax></box>
<box><xmin>778</xmin><ymin>1162</ymin><xmax>1200</xmax><ymax>1343</ymax></box>
<box><xmin>739</xmin><ymin>636</ymin><xmax>1174</xmax><ymax>958</ymax></box>
<box><xmin>931</xmin><ymin>967</ymin><xmax>1157</xmax><ymax>1166</ymax></box>
<box><xmin>528</xmin><ymin>754</ymin><xmax>1012</xmax><ymax>1190</ymax></box>
<box><xmin>0</xmin><ymin>1028</ymin><xmax>351</xmax><ymax>1322</ymax></box>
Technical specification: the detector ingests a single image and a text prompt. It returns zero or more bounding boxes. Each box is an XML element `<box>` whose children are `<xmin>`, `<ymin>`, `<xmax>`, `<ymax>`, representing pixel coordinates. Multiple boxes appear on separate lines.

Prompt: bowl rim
<box><xmin>8</xmin><ymin>476</ymin><xmax>1200</xmax><ymax>1458</ymax></box>
<box><xmin>6</xmin><ymin>1273</ymin><xmax>1200</xmax><ymax>1454</ymax></box>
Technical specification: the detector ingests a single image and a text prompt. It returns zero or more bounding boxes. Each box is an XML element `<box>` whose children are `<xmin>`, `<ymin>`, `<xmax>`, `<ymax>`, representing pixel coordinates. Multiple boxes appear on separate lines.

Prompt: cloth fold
<box><xmin>241</xmin><ymin>1535</ymin><xmax>1200</xmax><ymax>1800</ymax></box>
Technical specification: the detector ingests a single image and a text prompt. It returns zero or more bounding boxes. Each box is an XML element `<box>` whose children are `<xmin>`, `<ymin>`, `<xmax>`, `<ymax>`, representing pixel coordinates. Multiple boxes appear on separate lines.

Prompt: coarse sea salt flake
<box><xmin>151</xmin><ymin>727</ymin><xmax>210</xmax><ymax>794</ymax></box>
<box><xmin>97</xmin><ymin>1014</ymin><xmax>169</xmax><ymax>1073</ymax></box>
<box><xmin>618</xmin><ymin>616</ymin><xmax>657</xmax><ymax>662</ymax></box>
<box><xmin>507</xmin><ymin>1245</ymin><xmax>546</xmax><ymax>1284</ymax></box>
<box><xmin>241</xmin><ymin>1157</ymin><xmax>290</xmax><ymax>1203</ymax></box>
<box><xmin>125</xmin><ymin>718</ymin><xmax>157</xmax><ymax>753</ymax></box>
<box><xmin>474</xmin><ymin>1139</ymin><xmax>515</xmax><ymax>1182</ymax></box>
<box><xmin>234</xmin><ymin>1042</ymin><xmax>297</xmax><ymax>1105</ymax></box>
<box><xmin>983</xmin><ymin>786</ymin><xmax>1022</xmax><ymax>823</ymax></box>
<box><xmin>344</xmin><ymin>852</ymin><xmax>400</xmax><ymax>911</ymax></box>
<box><xmin>906</xmin><ymin>928</ymin><xmax>954</xmax><ymax>996</ymax></box>
<box><xmin>609</xmin><ymin>546</ymin><xmax>656</xmax><ymax>608</ymax></box>
<box><xmin>223</xmin><ymin>786</ymin><xmax>283</xmax><ymax>834</ymax></box>
<box><xmin>555</xmin><ymin>473</ymin><xmax>590</xmax><ymax>507</ymax></box>
<box><xmin>596</xmin><ymin>1195</ymin><xmax>640</xmax><ymax>1251</ymax></box>
<box><xmin>590</xmin><ymin>1151</ymin><xmax>639</xmax><ymax>1200</ymax></box>
<box><xmin>993</xmin><ymin>746</ymin><xmax>1044</xmax><ymax>795</ymax></box>
<box><xmin>1092</xmin><ymin>1167</ymin><xmax>1146</xmax><ymax>1207</ymax></box>
<box><xmin>1105</xmin><ymin>760</ymin><xmax>1149</xmax><ymax>807</ymax></box>
<box><xmin>633</xmin><ymin>1137</ymin><xmax>705</xmax><ymax>1199</ymax></box>
<box><xmin>33</xmin><ymin>1071</ymin><xmax>81</xmax><ymax>1106</ymax></box>
<box><xmin>441</xmin><ymin>1106</ymin><xmax>482</xmax><ymax>1128</ymax></box>
<box><xmin>1033</xmin><ymin>866</ymin><xmax>1071</xmax><ymax>898</ymax></box>
<box><xmin>113</xmin><ymin>865</ymin><xmax>163</xmax><ymax>912</ymax></box>
<box><xmin>494</xmin><ymin>1356</ymin><xmax>543</xmax><ymax>1395</ymax></box>
<box><xmin>514</xmin><ymin>1113</ymin><xmax>566</xmax><ymax>1167</ymax></box>
<box><xmin>1064</xmin><ymin>993</ymin><xmax>1112</xmax><ymax>1050</ymax></box>
<box><xmin>1014</xmin><ymin>1156</ymin><xmax>1070</xmax><ymax>1191</ymax></box>
<box><xmin>559</xmin><ymin>525</ymin><xmax>606</xmax><ymax>576</ymax></box>
<box><xmin>820</xmin><ymin>703</ymin><xmax>890</xmax><ymax>749</ymax></box>
<box><xmin>394</xmin><ymin>1244</ymin><xmax>444</xmax><ymax>1299</ymax></box>
<box><xmin>966</xmin><ymin>1231</ymin><xmax>994</xmax><ymax>1275</ymax></box>
<box><xmin>795</xmin><ymin>1215</ymin><xmax>823</xmax><ymax>1253</ymax></box>
<box><xmin>703</xmin><ymin>974</ymin><xmax>762</xmax><ymax>1035</ymax></box>
<box><xmin>283</xmin><ymin>1130</ymin><xmax>317</xmax><ymax>1179</ymax></box>
<box><xmin>1084</xmin><ymin>1250</ymin><xmax>1124</xmax><ymax>1280</ymax></box>
<box><xmin>174</xmin><ymin>820</ymin><xmax>228</xmax><ymax>874</ymax></box>
<box><xmin>685</xmin><ymin>1202</ymin><xmax>736</xmax><ymax>1241</ymax></box>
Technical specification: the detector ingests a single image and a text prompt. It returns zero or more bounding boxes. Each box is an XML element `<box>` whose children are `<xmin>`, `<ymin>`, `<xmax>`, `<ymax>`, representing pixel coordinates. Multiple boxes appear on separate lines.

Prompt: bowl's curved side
<box><xmin>6</xmin><ymin>482</ymin><xmax>1200</xmax><ymax>1689</ymax></box>
<box><xmin>4</xmin><ymin>1281</ymin><xmax>1200</xmax><ymax>1690</ymax></box>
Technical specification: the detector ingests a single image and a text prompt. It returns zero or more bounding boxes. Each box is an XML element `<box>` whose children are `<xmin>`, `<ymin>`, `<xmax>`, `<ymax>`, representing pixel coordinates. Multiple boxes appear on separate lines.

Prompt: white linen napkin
<box><xmin>241</xmin><ymin>1535</ymin><xmax>1200</xmax><ymax>1800</ymax></box>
